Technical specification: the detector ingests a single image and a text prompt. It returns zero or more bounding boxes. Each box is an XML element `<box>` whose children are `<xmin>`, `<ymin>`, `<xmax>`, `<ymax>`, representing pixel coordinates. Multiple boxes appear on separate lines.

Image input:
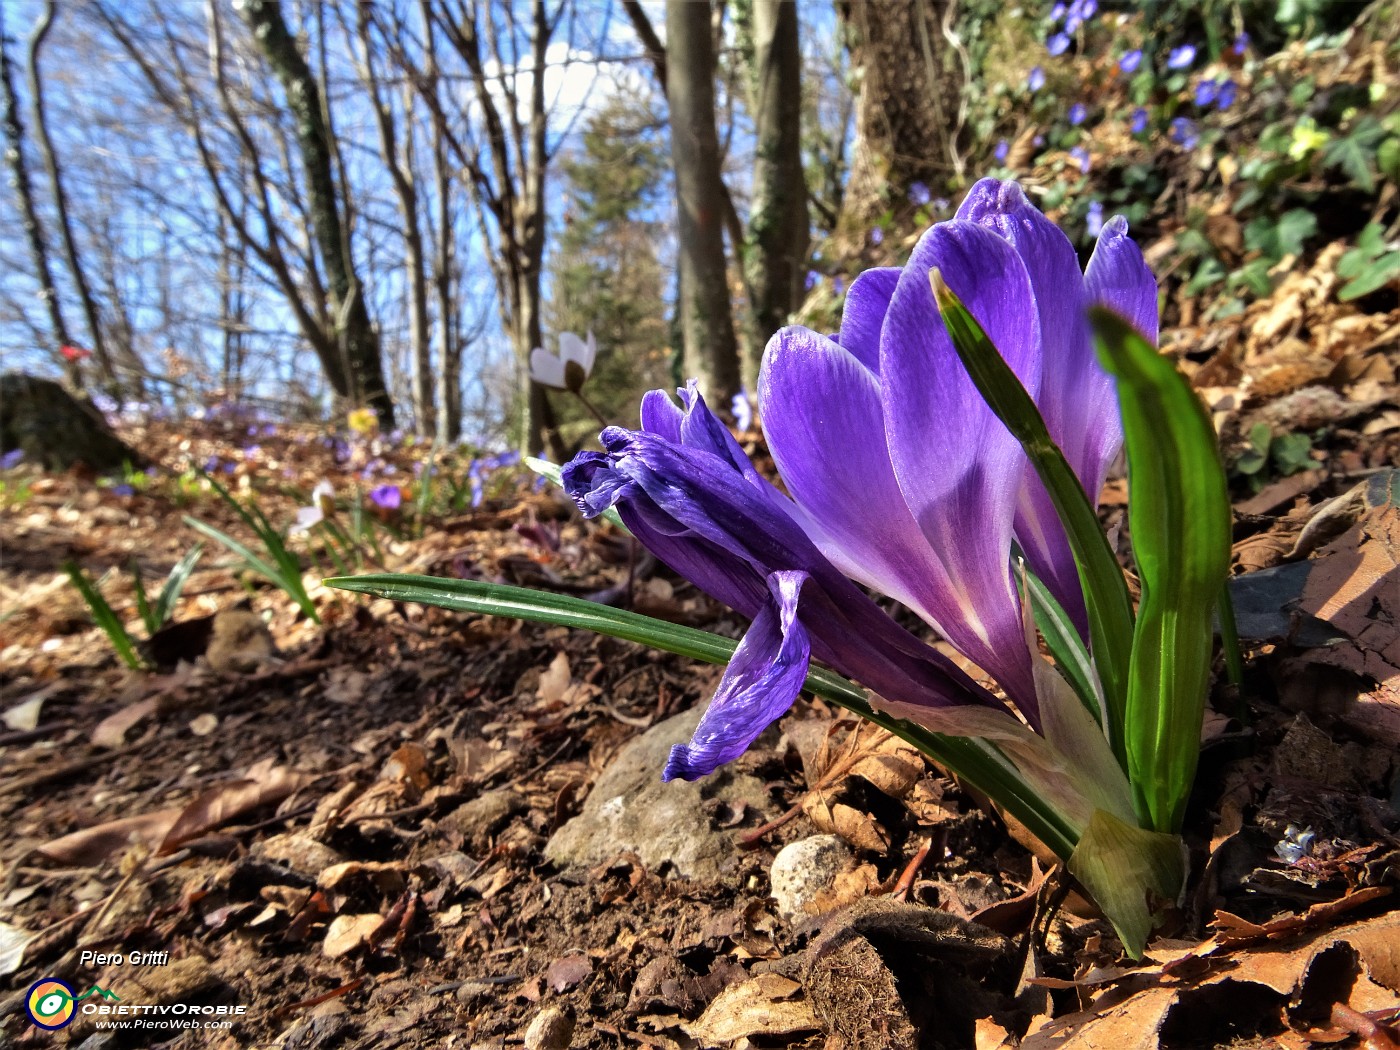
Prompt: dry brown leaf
<box><xmin>545</xmin><ymin>953</ymin><xmax>593</xmax><ymax>992</ymax></box>
<box><xmin>802</xmin><ymin>793</ymin><xmax>889</xmax><ymax>853</ymax></box>
<box><xmin>157</xmin><ymin>760</ymin><xmax>309</xmax><ymax>854</ymax></box>
<box><xmin>323</xmin><ymin>913</ymin><xmax>384</xmax><ymax>958</ymax></box>
<box><xmin>536</xmin><ymin>651</ymin><xmax>572</xmax><ymax>705</ymax></box>
<box><xmin>91</xmin><ymin>698</ymin><xmax>158</xmax><ymax>749</ymax></box>
<box><xmin>37</xmin><ymin>808</ymin><xmax>183</xmax><ymax>865</ymax></box>
<box><xmin>683</xmin><ymin>973</ymin><xmax>818</xmax><ymax>1044</ymax></box>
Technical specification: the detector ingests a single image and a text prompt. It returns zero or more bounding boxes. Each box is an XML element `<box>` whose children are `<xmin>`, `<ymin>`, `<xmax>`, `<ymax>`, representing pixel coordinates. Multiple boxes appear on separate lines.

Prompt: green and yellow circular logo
<box><xmin>26</xmin><ymin>978</ymin><xmax>76</xmax><ymax>1030</ymax></box>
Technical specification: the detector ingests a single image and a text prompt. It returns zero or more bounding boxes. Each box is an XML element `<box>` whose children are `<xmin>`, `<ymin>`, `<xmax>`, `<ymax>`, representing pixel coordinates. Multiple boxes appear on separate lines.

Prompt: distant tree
<box><xmin>238</xmin><ymin>0</ymin><xmax>395</xmax><ymax>428</ymax></box>
<box><xmin>664</xmin><ymin>0</ymin><xmax>741</xmax><ymax>406</ymax></box>
<box><xmin>546</xmin><ymin>85</ymin><xmax>670</xmax><ymax>445</ymax></box>
<box><xmin>836</xmin><ymin>0</ymin><xmax>960</xmax><ymax>230</ymax></box>
<box><xmin>737</xmin><ymin>0</ymin><xmax>807</xmax><ymax>386</ymax></box>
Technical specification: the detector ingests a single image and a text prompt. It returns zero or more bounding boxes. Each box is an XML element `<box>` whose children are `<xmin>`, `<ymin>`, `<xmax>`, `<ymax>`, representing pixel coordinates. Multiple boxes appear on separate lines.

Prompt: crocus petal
<box><xmin>640</xmin><ymin>388</ymin><xmax>684</xmax><ymax>441</ymax></box>
<box><xmin>1086</xmin><ymin>216</ymin><xmax>1159</xmax><ymax>346</ymax></box>
<box><xmin>837</xmin><ymin>267</ymin><xmax>901</xmax><ymax>374</ymax></box>
<box><xmin>956</xmin><ymin>179</ymin><xmax>1105</xmax><ymax>624</ymax></box>
<box><xmin>760</xmin><ymin>325</ymin><xmax>966</xmax><ymax>639</ymax></box>
<box><xmin>879</xmin><ymin>220</ymin><xmax>1040</xmax><ymax>715</ymax></box>
<box><xmin>663</xmin><ymin>570</ymin><xmax>812</xmax><ymax>780</ymax></box>
<box><xmin>529</xmin><ymin>348</ymin><xmax>565</xmax><ymax>388</ymax></box>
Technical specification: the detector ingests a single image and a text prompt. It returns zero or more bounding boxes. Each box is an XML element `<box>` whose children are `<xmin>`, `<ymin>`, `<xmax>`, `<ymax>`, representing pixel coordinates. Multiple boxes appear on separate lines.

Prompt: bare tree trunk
<box><xmin>0</xmin><ymin>9</ymin><xmax>80</xmax><ymax>390</ymax></box>
<box><xmin>239</xmin><ymin>0</ymin><xmax>395</xmax><ymax>428</ymax></box>
<box><xmin>837</xmin><ymin>0</ymin><xmax>957</xmax><ymax>230</ymax></box>
<box><xmin>431</xmin><ymin>119</ymin><xmax>462</xmax><ymax>441</ymax></box>
<box><xmin>665</xmin><ymin>0</ymin><xmax>740</xmax><ymax>406</ymax></box>
<box><xmin>741</xmin><ymin>0</ymin><xmax>806</xmax><ymax>390</ymax></box>
<box><xmin>26</xmin><ymin>3</ymin><xmax>130</xmax><ymax>395</ymax></box>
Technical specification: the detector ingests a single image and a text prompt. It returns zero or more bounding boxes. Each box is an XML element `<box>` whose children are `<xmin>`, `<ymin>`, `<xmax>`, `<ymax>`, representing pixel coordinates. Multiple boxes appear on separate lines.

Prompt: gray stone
<box><xmin>544</xmin><ymin>708</ymin><xmax>775</xmax><ymax>880</ymax></box>
<box><xmin>523</xmin><ymin>1004</ymin><xmax>575</xmax><ymax>1050</ymax></box>
<box><xmin>440</xmin><ymin>789</ymin><xmax>525</xmax><ymax>850</ymax></box>
<box><xmin>770</xmin><ymin>835</ymin><xmax>855</xmax><ymax>921</ymax></box>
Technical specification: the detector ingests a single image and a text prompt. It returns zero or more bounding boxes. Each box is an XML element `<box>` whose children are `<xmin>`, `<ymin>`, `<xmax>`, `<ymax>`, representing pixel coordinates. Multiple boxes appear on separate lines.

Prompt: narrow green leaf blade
<box><xmin>64</xmin><ymin>561</ymin><xmax>145</xmax><ymax>670</ymax></box>
<box><xmin>1091</xmin><ymin>308</ymin><xmax>1232</xmax><ymax>833</ymax></box>
<box><xmin>326</xmin><ymin>572</ymin><xmax>1082</xmax><ymax>859</ymax></box>
<box><xmin>130</xmin><ymin>557</ymin><xmax>159</xmax><ymax>636</ymax></box>
<box><xmin>155</xmin><ymin>543</ymin><xmax>204</xmax><ymax>628</ymax></box>
<box><xmin>931</xmin><ymin>273</ymin><xmax>1136</xmax><ymax>757</ymax></box>
<box><xmin>1021</xmin><ymin>564</ymin><xmax>1104</xmax><ymax>725</ymax></box>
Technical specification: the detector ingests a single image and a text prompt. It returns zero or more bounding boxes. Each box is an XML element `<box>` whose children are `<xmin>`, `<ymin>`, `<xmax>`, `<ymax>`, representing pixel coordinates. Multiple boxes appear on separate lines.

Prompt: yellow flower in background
<box><xmin>347</xmin><ymin>407</ymin><xmax>377</xmax><ymax>434</ymax></box>
<box><xmin>1288</xmin><ymin>117</ymin><xmax>1330</xmax><ymax>161</ymax></box>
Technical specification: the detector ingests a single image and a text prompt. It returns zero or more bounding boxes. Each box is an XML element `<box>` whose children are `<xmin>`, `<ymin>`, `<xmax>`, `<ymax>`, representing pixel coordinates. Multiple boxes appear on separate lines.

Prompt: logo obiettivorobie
<box><xmin>25</xmin><ymin>979</ymin><xmax>121</xmax><ymax>1029</ymax></box>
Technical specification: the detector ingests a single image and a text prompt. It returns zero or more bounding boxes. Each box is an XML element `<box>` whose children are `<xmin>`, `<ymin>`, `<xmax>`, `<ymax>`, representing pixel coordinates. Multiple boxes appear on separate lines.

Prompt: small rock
<box><xmin>206</xmin><ymin>609</ymin><xmax>276</xmax><ymax>674</ymax></box>
<box><xmin>770</xmin><ymin>835</ymin><xmax>855</xmax><ymax>921</ymax></box>
<box><xmin>440</xmin><ymin>790</ymin><xmax>524</xmax><ymax>850</ymax></box>
<box><xmin>544</xmin><ymin>708</ymin><xmax>777</xmax><ymax>880</ymax></box>
<box><xmin>523</xmin><ymin>1004</ymin><xmax>575</xmax><ymax>1050</ymax></box>
<box><xmin>252</xmin><ymin>832</ymin><xmax>346</xmax><ymax>879</ymax></box>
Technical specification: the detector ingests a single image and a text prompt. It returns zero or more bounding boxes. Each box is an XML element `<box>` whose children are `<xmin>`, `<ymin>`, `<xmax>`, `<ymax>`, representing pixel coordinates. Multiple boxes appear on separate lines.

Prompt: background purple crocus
<box><xmin>563</xmin><ymin>178</ymin><xmax>1158</xmax><ymax>784</ymax></box>
<box><xmin>1119</xmin><ymin>49</ymin><xmax>1142</xmax><ymax>73</ymax></box>
<box><xmin>369</xmin><ymin>484</ymin><xmax>402</xmax><ymax>511</ymax></box>
<box><xmin>1068</xmin><ymin>103</ymin><xmax>1087</xmax><ymax>126</ymax></box>
<box><xmin>1167</xmin><ymin>44</ymin><xmax>1196</xmax><ymax>70</ymax></box>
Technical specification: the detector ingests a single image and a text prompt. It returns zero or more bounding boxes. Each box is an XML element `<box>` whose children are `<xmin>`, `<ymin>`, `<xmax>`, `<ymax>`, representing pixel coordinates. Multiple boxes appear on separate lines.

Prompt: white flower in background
<box><xmin>291</xmin><ymin>480</ymin><xmax>336</xmax><ymax>534</ymax></box>
<box><xmin>530</xmin><ymin>331</ymin><xmax>597</xmax><ymax>393</ymax></box>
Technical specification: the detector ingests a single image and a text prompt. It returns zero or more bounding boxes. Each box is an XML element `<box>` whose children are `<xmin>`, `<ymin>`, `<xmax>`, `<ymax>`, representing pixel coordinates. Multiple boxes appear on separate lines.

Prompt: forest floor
<box><xmin>2</xmin><ymin>278</ymin><xmax>1399</xmax><ymax>1050</ymax></box>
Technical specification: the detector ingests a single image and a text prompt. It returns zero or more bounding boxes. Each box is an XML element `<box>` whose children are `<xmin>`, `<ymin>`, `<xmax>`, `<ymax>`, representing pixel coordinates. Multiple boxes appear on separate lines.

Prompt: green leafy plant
<box><xmin>130</xmin><ymin>544</ymin><xmax>205</xmax><ymax>636</ymax></box>
<box><xmin>1234</xmin><ymin>423</ymin><xmax>1316</xmax><ymax>487</ymax></box>
<box><xmin>184</xmin><ymin>474</ymin><xmax>320</xmax><ymax>623</ymax></box>
<box><xmin>64</xmin><ymin>562</ymin><xmax>147</xmax><ymax>670</ymax></box>
<box><xmin>1336</xmin><ymin>223</ymin><xmax>1400</xmax><ymax>301</ymax></box>
<box><xmin>64</xmin><ymin>545</ymin><xmax>206</xmax><ymax>670</ymax></box>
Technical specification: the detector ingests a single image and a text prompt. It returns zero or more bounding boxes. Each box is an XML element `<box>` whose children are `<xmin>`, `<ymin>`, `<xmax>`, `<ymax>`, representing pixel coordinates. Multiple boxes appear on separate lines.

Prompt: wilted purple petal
<box><xmin>1119</xmin><ymin>49</ymin><xmax>1142</xmax><ymax>73</ymax></box>
<box><xmin>663</xmin><ymin>571</ymin><xmax>812</xmax><ymax>781</ymax></box>
<box><xmin>879</xmin><ymin>220</ymin><xmax>1041</xmax><ymax>712</ymax></box>
<box><xmin>1167</xmin><ymin>44</ymin><xmax>1196</xmax><ymax>70</ymax></box>
<box><xmin>1048</xmin><ymin>32</ymin><xmax>1071</xmax><ymax>56</ymax></box>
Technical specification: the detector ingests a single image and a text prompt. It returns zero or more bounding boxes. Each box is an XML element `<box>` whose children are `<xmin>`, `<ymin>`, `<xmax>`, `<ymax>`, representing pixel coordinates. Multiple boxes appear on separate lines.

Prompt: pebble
<box><xmin>769</xmin><ymin>834</ymin><xmax>855</xmax><ymax>921</ymax></box>
<box><xmin>523</xmin><ymin>1004</ymin><xmax>575</xmax><ymax>1050</ymax></box>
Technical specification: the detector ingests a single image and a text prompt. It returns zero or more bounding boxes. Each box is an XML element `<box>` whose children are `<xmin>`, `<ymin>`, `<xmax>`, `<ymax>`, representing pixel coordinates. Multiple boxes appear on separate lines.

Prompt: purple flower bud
<box><xmin>369</xmin><ymin>484</ymin><xmax>402</xmax><ymax>510</ymax></box>
<box><xmin>1130</xmin><ymin>107</ymin><xmax>1149</xmax><ymax>134</ymax></box>
<box><xmin>1169</xmin><ymin>116</ymin><xmax>1199</xmax><ymax>148</ymax></box>
<box><xmin>870</xmin><ymin>227</ymin><xmax>884</xmax><ymax>245</ymax></box>
<box><xmin>994</xmin><ymin>138</ymin><xmax>1010</xmax><ymax>162</ymax></box>
<box><xmin>1048</xmin><ymin>32</ymin><xmax>1071</xmax><ymax>56</ymax></box>
<box><xmin>1028</xmin><ymin>66</ymin><xmax>1046</xmax><ymax>92</ymax></box>
<box><xmin>1119</xmin><ymin>49</ymin><xmax>1142</xmax><ymax>73</ymax></box>
<box><xmin>1194</xmin><ymin>79</ymin><xmax>1218</xmax><ymax>107</ymax></box>
<box><xmin>908</xmin><ymin>181</ymin><xmax>932</xmax><ymax>206</ymax></box>
<box><xmin>1167</xmin><ymin>44</ymin><xmax>1196</xmax><ymax>70</ymax></box>
<box><xmin>1068</xmin><ymin>102</ymin><xmax>1087</xmax><ymax>126</ymax></box>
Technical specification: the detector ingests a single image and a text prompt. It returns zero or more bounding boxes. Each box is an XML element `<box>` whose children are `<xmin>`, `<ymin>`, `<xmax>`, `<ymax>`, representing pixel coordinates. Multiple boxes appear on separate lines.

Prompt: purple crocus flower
<box><xmin>1070</xmin><ymin>145</ymin><xmax>1092</xmax><ymax>172</ymax></box>
<box><xmin>369</xmin><ymin>484</ymin><xmax>402</xmax><ymax>510</ymax></box>
<box><xmin>1130</xmin><ymin>107</ymin><xmax>1149</xmax><ymax>134</ymax></box>
<box><xmin>870</xmin><ymin>227</ymin><xmax>884</xmax><ymax>246</ymax></box>
<box><xmin>805</xmin><ymin>270</ymin><xmax>821</xmax><ymax>291</ymax></box>
<box><xmin>1048</xmin><ymin>32</ymin><xmax>1071</xmax><ymax>56</ymax></box>
<box><xmin>1049</xmin><ymin>2</ymin><xmax>1067</xmax><ymax>19</ymax></box>
<box><xmin>1</xmin><ymin>449</ymin><xmax>23</xmax><ymax>470</ymax></box>
<box><xmin>1233</xmin><ymin>31</ymin><xmax>1249</xmax><ymax>55</ymax></box>
<box><xmin>994</xmin><ymin>139</ymin><xmax>1010</xmax><ymax>163</ymax></box>
<box><xmin>1170</xmin><ymin>116</ymin><xmax>1199</xmax><ymax>148</ymax></box>
<box><xmin>1086</xmin><ymin>199</ymin><xmax>1105</xmax><ymax>237</ymax></box>
<box><xmin>1167</xmin><ymin>44</ymin><xmax>1196</xmax><ymax>70</ymax></box>
<box><xmin>1028</xmin><ymin>66</ymin><xmax>1046</xmax><ymax>92</ymax></box>
<box><xmin>113</xmin><ymin>484</ymin><xmax>135</xmax><ymax>497</ymax></box>
<box><xmin>1119</xmin><ymin>49</ymin><xmax>1142</xmax><ymax>74</ymax></box>
<box><xmin>831</xmin><ymin>276</ymin><xmax>845</xmax><ymax>296</ymax></box>
<box><xmin>562</xmin><ymin>178</ymin><xmax>1158</xmax><ymax>783</ymax></box>
<box><xmin>1068</xmin><ymin>103</ymin><xmax>1087</xmax><ymax>126</ymax></box>
<box><xmin>1195</xmin><ymin>79</ymin><xmax>1218</xmax><ymax>107</ymax></box>
<box><xmin>1217</xmin><ymin>79</ymin><xmax>1238</xmax><ymax>110</ymax></box>
<box><xmin>731</xmin><ymin>389</ymin><xmax>754</xmax><ymax>433</ymax></box>
<box><xmin>909</xmin><ymin>181</ymin><xmax>932</xmax><ymax>207</ymax></box>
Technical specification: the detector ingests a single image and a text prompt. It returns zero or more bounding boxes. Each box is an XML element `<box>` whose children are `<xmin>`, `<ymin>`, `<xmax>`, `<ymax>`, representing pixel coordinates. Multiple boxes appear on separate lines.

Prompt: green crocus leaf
<box><xmin>930</xmin><ymin>271</ymin><xmax>1136</xmax><ymax>762</ymax></box>
<box><xmin>1091</xmin><ymin>308</ymin><xmax>1233</xmax><ymax>834</ymax></box>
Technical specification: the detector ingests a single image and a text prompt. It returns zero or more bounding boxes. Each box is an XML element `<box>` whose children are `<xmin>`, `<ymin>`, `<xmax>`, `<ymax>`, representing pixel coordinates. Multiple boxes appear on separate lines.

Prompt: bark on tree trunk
<box><xmin>240</xmin><ymin>0</ymin><xmax>395</xmax><ymax>428</ymax></box>
<box><xmin>837</xmin><ymin>0</ymin><xmax>957</xmax><ymax>231</ymax></box>
<box><xmin>0</xmin><ymin>14</ymin><xmax>80</xmax><ymax>391</ymax></box>
<box><xmin>665</xmin><ymin>0</ymin><xmax>741</xmax><ymax>406</ymax></box>
<box><xmin>742</xmin><ymin>0</ymin><xmax>807</xmax><ymax>391</ymax></box>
